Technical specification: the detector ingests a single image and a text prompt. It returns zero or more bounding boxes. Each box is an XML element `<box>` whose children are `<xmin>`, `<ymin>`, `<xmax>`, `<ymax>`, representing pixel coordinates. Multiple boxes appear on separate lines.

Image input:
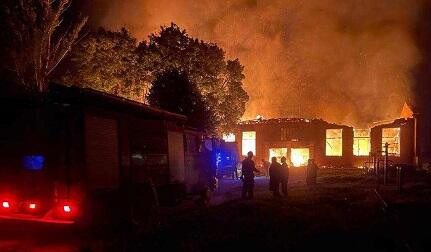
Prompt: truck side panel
<box><xmin>167</xmin><ymin>131</ymin><xmax>185</xmax><ymax>183</ymax></box>
<box><xmin>84</xmin><ymin>115</ymin><xmax>120</xmax><ymax>189</ymax></box>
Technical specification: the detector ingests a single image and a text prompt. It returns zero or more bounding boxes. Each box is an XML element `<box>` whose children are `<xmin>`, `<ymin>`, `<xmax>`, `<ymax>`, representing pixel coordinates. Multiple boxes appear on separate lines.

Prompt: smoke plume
<box><xmin>79</xmin><ymin>0</ymin><xmax>427</xmax><ymax>127</ymax></box>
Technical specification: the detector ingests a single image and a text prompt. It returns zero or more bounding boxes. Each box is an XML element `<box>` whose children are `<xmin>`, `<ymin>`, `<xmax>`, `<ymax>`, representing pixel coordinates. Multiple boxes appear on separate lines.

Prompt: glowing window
<box><xmin>353</xmin><ymin>129</ymin><xmax>370</xmax><ymax>156</ymax></box>
<box><xmin>382</xmin><ymin>128</ymin><xmax>400</xmax><ymax>156</ymax></box>
<box><xmin>242</xmin><ymin>131</ymin><xmax>256</xmax><ymax>156</ymax></box>
<box><xmin>269</xmin><ymin>148</ymin><xmax>288</xmax><ymax>162</ymax></box>
<box><xmin>291</xmin><ymin>148</ymin><xmax>310</xmax><ymax>167</ymax></box>
<box><xmin>223</xmin><ymin>133</ymin><xmax>236</xmax><ymax>142</ymax></box>
<box><xmin>326</xmin><ymin>129</ymin><xmax>342</xmax><ymax>156</ymax></box>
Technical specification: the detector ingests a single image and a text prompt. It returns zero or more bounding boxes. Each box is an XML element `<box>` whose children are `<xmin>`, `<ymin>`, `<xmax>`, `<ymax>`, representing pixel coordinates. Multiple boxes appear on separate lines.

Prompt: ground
<box><xmin>1</xmin><ymin>168</ymin><xmax>431</xmax><ymax>251</ymax></box>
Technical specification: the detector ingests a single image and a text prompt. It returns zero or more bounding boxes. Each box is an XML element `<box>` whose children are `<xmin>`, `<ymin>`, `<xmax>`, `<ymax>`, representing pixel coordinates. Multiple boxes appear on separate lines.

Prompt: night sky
<box><xmin>75</xmin><ymin>0</ymin><xmax>431</xmax><ymax>126</ymax></box>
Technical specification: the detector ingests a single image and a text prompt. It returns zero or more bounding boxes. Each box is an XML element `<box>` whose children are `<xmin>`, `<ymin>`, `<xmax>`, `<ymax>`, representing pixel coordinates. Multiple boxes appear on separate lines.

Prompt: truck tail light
<box><xmin>63</xmin><ymin>205</ymin><xmax>71</xmax><ymax>213</ymax></box>
<box><xmin>2</xmin><ymin>201</ymin><xmax>10</xmax><ymax>209</ymax></box>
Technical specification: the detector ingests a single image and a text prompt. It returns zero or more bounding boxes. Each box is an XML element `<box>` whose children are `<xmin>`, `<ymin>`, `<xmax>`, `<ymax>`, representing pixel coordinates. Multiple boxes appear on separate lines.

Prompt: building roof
<box><xmin>0</xmin><ymin>83</ymin><xmax>187</xmax><ymax>122</ymax></box>
<box><xmin>50</xmin><ymin>84</ymin><xmax>187</xmax><ymax>121</ymax></box>
<box><xmin>238</xmin><ymin>117</ymin><xmax>348</xmax><ymax>127</ymax></box>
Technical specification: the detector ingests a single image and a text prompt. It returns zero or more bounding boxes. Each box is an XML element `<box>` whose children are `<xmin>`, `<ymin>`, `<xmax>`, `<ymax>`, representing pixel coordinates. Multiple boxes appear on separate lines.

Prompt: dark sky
<box><xmin>74</xmin><ymin>0</ymin><xmax>431</xmax><ymax>126</ymax></box>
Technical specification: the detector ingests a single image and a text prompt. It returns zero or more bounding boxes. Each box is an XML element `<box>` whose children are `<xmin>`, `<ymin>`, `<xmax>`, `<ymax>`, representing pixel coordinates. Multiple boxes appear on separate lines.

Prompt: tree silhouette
<box><xmin>2</xmin><ymin>0</ymin><xmax>87</xmax><ymax>92</ymax></box>
<box><xmin>139</xmin><ymin>23</ymin><xmax>248</xmax><ymax>133</ymax></box>
<box><xmin>148</xmin><ymin>69</ymin><xmax>214</xmax><ymax>132</ymax></box>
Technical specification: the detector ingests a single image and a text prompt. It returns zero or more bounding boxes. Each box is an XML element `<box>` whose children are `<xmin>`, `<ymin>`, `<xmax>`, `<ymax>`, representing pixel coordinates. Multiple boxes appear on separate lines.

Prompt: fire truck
<box><xmin>0</xmin><ymin>84</ymin><xmax>220</xmax><ymax>226</ymax></box>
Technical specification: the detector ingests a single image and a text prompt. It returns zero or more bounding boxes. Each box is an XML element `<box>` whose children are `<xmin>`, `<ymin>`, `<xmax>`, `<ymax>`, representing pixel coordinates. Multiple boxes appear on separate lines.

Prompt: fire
<box><xmin>291</xmin><ymin>148</ymin><xmax>309</xmax><ymax>167</ymax></box>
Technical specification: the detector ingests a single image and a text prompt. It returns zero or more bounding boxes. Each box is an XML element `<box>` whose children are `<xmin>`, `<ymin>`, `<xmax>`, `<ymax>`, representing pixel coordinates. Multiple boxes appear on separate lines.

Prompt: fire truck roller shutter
<box><xmin>84</xmin><ymin>115</ymin><xmax>120</xmax><ymax>189</ymax></box>
<box><xmin>168</xmin><ymin>131</ymin><xmax>185</xmax><ymax>183</ymax></box>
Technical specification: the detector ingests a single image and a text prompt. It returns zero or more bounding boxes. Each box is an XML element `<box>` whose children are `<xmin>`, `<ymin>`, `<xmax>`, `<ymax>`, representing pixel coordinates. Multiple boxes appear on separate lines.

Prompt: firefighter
<box><xmin>269</xmin><ymin>157</ymin><xmax>282</xmax><ymax>197</ymax></box>
<box><xmin>241</xmin><ymin>151</ymin><xmax>259</xmax><ymax>199</ymax></box>
<box><xmin>306</xmin><ymin>159</ymin><xmax>319</xmax><ymax>185</ymax></box>
<box><xmin>280</xmin><ymin>156</ymin><xmax>289</xmax><ymax>196</ymax></box>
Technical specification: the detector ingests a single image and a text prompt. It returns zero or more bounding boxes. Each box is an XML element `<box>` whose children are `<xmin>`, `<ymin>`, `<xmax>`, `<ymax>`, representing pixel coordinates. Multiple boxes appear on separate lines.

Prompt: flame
<box><xmin>291</xmin><ymin>148</ymin><xmax>309</xmax><ymax>167</ymax></box>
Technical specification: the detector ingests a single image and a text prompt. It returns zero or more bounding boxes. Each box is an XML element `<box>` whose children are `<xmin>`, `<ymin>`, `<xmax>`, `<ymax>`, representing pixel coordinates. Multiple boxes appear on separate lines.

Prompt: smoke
<box><xmin>79</xmin><ymin>0</ymin><xmax>426</xmax><ymax>127</ymax></box>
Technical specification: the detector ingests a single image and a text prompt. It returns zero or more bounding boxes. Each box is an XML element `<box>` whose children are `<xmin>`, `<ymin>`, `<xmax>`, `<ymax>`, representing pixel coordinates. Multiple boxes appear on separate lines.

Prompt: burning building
<box><xmin>225</xmin><ymin>114</ymin><xmax>417</xmax><ymax>169</ymax></box>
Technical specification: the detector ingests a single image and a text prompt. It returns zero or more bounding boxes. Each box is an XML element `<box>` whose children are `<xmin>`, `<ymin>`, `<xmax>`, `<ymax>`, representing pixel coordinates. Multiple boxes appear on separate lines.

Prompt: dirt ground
<box><xmin>129</xmin><ymin>168</ymin><xmax>431</xmax><ymax>252</ymax></box>
<box><xmin>2</xmin><ymin>168</ymin><xmax>431</xmax><ymax>251</ymax></box>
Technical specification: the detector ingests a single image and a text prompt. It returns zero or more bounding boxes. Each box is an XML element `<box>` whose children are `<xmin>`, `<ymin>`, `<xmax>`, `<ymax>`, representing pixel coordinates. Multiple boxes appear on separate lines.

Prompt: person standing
<box><xmin>280</xmin><ymin>156</ymin><xmax>289</xmax><ymax>196</ymax></box>
<box><xmin>306</xmin><ymin>159</ymin><xmax>319</xmax><ymax>186</ymax></box>
<box><xmin>269</xmin><ymin>157</ymin><xmax>282</xmax><ymax>197</ymax></box>
<box><xmin>241</xmin><ymin>151</ymin><xmax>259</xmax><ymax>199</ymax></box>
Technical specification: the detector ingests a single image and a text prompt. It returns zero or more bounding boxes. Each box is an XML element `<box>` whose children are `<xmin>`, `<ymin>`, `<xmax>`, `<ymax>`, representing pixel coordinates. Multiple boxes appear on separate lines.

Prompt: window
<box><xmin>242</xmin><ymin>131</ymin><xmax>256</xmax><ymax>156</ymax></box>
<box><xmin>326</xmin><ymin>129</ymin><xmax>342</xmax><ymax>156</ymax></box>
<box><xmin>281</xmin><ymin>128</ymin><xmax>289</xmax><ymax>141</ymax></box>
<box><xmin>269</xmin><ymin>148</ymin><xmax>288</xmax><ymax>162</ymax></box>
<box><xmin>353</xmin><ymin>129</ymin><xmax>370</xmax><ymax>156</ymax></box>
<box><xmin>281</xmin><ymin>125</ymin><xmax>299</xmax><ymax>141</ymax></box>
<box><xmin>382</xmin><ymin>128</ymin><xmax>400</xmax><ymax>156</ymax></box>
<box><xmin>223</xmin><ymin>133</ymin><xmax>236</xmax><ymax>142</ymax></box>
<box><xmin>291</xmin><ymin>148</ymin><xmax>310</xmax><ymax>167</ymax></box>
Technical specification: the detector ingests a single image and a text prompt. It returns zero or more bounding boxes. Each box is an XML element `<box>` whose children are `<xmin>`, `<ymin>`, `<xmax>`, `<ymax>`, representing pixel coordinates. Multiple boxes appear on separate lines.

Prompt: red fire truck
<box><xmin>0</xmin><ymin>84</ymin><xmax>218</xmax><ymax>226</ymax></box>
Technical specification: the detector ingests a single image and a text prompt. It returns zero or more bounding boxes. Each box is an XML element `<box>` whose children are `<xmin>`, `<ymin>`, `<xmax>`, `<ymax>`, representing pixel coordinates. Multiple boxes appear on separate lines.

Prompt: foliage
<box><xmin>59</xmin><ymin>23</ymin><xmax>248</xmax><ymax>132</ymax></box>
<box><xmin>148</xmin><ymin>69</ymin><xmax>214</xmax><ymax>131</ymax></box>
<box><xmin>1</xmin><ymin>0</ymin><xmax>87</xmax><ymax>93</ymax></box>
<box><xmin>57</xmin><ymin>27</ymin><xmax>151</xmax><ymax>101</ymax></box>
<box><xmin>139</xmin><ymin>23</ymin><xmax>249</xmax><ymax>133</ymax></box>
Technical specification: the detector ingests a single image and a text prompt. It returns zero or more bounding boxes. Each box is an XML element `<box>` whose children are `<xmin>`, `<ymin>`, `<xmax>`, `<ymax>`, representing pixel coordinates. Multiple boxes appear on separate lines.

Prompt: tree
<box><xmin>148</xmin><ymin>69</ymin><xmax>214</xmax><ymax>132</ymax></box>
<box><xmin>139</xmin><ymin>23</ymin><xmax>249</xmax><ymax>133</ymax></box>
<box><xmin>219</xmin><ymin>59</ymin><xmax>249</xmax><ymax>132</ymax></box>
<box><xmin>2</xmin><ymin>0</ymin><xmax>87</xmax><ymax>92</ymax></box>
<box><xmin>57</xmin><ymin>27</ymin><xmax>151</xmax><ymax>101</ymax></box>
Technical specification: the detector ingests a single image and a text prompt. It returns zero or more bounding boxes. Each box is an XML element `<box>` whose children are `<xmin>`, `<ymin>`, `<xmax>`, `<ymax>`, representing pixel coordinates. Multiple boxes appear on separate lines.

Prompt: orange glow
<box><xmin>291</xmin><ymin>148</ymin><xmax>310</xmax><ymax>167</ymax></box>
<box><xmin>353</xmin><ymin>129</ymin><xmax>370</xmax><ymax>156</ymax></box>
<box><xmin>269</xmin><ymin>148</ymin><xmax>287</xmax><ymax>162</ymax></box>
<box><xmin>382</xmin><ymin>128</ymin><xmax>400</xmax><ymax>156</ymax></box>
<box><xmin>29</xmin><ymin>203</ymin><xmax>36</xmax><ymax>209</ymax></box>
<box><xmin>242</xmin><ymin>131</ymin><xmax>256</xmax><ymax>156</ymax></box>
<box><xmin>326</xmin><ymin>129</ymin><xmax>342</xmax><ymax>156</ymax></box>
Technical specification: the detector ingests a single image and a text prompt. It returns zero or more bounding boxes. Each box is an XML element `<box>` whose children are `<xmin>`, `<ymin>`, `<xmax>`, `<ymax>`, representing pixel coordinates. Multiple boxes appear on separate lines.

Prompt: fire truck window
<box><xmin>353</xmin><ymin>129</ymin><xmax>370</xmax><ymax>156</ymax></box>
<box><xmin>242</xmin><ymin>131</ymin><xmax>256</xmax><ymax>156</ymax></box>
<box><xmin>223</xmin><ymin>133</ymin><xmax>236</xmax><ymax>142</ymax></box>
<box><xmin>269</xmin><ymin>148</ymin><xmax>287</xmax><ymax>162</ymax></box>
<box><xmin>382</xmin><ymin>128</ymin><xmax>400</xmax><ymax>156</ymax></box>
<box><xmin>326</xmin><ymin>129</ymin><xmax>342</xmax><ymax>156</ymax></box>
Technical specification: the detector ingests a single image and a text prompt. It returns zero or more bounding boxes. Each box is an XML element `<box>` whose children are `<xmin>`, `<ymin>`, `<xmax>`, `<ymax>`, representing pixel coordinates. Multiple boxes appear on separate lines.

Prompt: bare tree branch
<box><xmin>5</xmin><ymin>0</ymin><xmax>87</xmax><ymax>92</ymax></box>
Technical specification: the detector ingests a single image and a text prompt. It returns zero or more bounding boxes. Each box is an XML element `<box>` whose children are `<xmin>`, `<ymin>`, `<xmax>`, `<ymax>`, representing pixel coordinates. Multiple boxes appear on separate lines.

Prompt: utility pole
<box><xmin>384</xmin><ymin>142</ymin><xmax>389</xmax><ymax>186</ymax></box>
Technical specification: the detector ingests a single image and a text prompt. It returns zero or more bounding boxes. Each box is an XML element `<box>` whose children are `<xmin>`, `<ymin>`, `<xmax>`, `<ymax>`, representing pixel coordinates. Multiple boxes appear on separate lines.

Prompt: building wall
<box><xmin>233</xmin><ymin>118</ymin><xmax>416</xmax><ymax>168</ymax></box>
<box><xmin>370</xmin><ymin>118</ymin><xmax>415</xmax><ymax>165</ymax></box>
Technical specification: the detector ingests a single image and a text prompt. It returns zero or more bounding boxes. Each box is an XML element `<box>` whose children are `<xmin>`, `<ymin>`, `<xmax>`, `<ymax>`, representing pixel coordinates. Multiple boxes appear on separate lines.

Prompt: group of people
<box><xmin>240</xmin><ymin>151</ymin><xmax>319</xmax><ymax>199</ymax></box>
<box><xmin>268</xmin><ymin>156</ymin><xmax>290</xmax><ymax>197</ymax></box>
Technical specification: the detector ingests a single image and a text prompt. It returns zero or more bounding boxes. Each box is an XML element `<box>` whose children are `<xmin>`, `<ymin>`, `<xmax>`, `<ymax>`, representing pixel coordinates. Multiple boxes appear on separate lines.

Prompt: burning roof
<box><xmin>239</xmin><ymin>117</ymin><xmax>349</xmax><ymax>128</ymax></box>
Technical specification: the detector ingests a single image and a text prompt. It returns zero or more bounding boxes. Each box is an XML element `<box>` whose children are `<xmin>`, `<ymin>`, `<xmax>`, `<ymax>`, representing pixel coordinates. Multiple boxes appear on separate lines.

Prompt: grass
<box><xmin>127</xmin><ymin>169</ymin><xmax>405</xmax><ymax>251</ymax></box>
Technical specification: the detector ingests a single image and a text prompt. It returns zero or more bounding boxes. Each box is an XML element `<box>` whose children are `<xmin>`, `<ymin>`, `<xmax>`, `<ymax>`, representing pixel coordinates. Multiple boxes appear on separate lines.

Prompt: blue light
<box><xmin>23</xmin><ymin>155</ymin><xmax>45</xmax><ymax>171</ymax></box>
